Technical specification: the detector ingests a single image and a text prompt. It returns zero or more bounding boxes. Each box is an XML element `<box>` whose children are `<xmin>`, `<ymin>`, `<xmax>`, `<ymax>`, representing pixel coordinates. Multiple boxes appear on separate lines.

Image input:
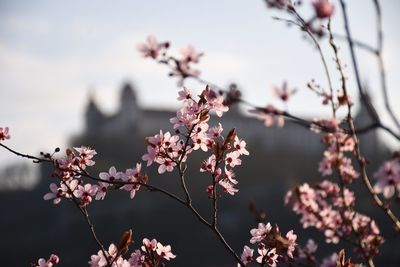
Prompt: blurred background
<box><xmin>0</xmin><ymin>0</ymin><xmax>399</xmax><ymax>266</ymax></box>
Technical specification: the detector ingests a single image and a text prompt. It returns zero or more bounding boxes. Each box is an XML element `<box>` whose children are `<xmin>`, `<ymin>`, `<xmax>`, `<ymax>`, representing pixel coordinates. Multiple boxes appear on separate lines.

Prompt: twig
<box><xmin>327</xmin><ymin>11</ymin><xmax>400</xmax><ymax>232</ymax></box>
<box><xmin>372</xmin><ymin>0</ymin><xmax>400</xmax><ymax>130</ymax></box>
<box><xmin>0</xmin><ymin>143</ymin><xmax>51</xmax><ymax>163</ymax></box>
<box><xmin>60</xmin><ymin>180</ymin><xmax>111</xmax><ymax>267</ymax></box>
<box><xmin>338</xmin><ymin>0</ymin><xmax>381</xmax><ymax>125</ymax></box>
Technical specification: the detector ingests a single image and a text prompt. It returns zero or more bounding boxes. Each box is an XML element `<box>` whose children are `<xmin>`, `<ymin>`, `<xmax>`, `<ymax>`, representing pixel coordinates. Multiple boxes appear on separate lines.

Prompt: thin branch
<box><xmin>60</xmin><ymin>180</ymin><xmax>111</xmax><ymax>267</ymax></box>
<box><xmin>0</xmin><ymin>143</ymin><xmax>51</xmax><ymax>163</ymax></box>
<box><xmin>330</xmin><ymin>33</ymin><xmax>377</xmax><ymax>54</ymax></box>
<box><xmin>372</xmin><ymin>0</ymin><xmax>400</xmax><ymax>130</ymax></box>
<box><xmin>338</xmin><ymin>0</ymin><xmax>381</xmax><ymax>125</ymax></box>
<box><xmin>328</xmin><ymin>10</ymin><xmax>400</xmax><ymax>232</ymax></box>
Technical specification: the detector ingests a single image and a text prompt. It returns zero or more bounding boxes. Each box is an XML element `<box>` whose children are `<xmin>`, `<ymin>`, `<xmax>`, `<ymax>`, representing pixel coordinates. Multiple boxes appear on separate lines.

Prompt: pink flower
<box><xmin>256</xmin><ymin>246</ymin><xmax>278</xmax><ymax>267</ymax></box>
<box><xmin>156</xmin><ymin>242</ymin><xmax>176</xmax><ymax>261</ymax></box>
<box><xmin>74</xmin><ymin>184</ymin><xmax>97</xmax><ymax>206</ymax></box>
<box><xmin>141</xmin><ymin>238</ymin><xmax>157</xmax><ymax>252</ymax></box>
<box><xmin>121</xmin><ymin>163</ymin><xmax>142</xmax><ymax>198</ymax></box>
<box><xmin>35</xmin><ymin>254</ymin><xmax>59</xmax><ymax>267</ymax></box>
<box><xmin>74</xmin><ymin>146</ymin><xmax>97</xmax><ymax>168</ymax></box>
<box><xmin>203</xmin><ymin>86</ymin><xmax>229</xmax><ymax>117</ymax></box>
<box><xmin>157</xmin><ymin>158</ymin><xmax>176</xmax><ymax>174</ymax></box>
<box><xmin>271</xmin><ymin>81</ymin><xmax>296</xmax><ymax>102</ymax></box>
<box><xmin>128</xmin><ymin>250</ymin><xmax>144</xmax><ymax>267</ymax></box>
<box><xmin>312</xmin><ymin>0</ymin><xmax>334</xmax><ymax>19</ymax></box>
<box><xmin>240</xmin><ymin>245</ymin><xmax>254</xmax><ymax>265</ymax></box>
<box><xmin>208</xmin><ymin>123</ymin><xmax>224</xmax><ymax>139</ymax></box>
<box><xmin>43</xmin><ymin>183</ymin><xmax>63</xmax><ymax>204</ymax></box>
<box><xmin>0</xmin><ymin>127</ymin><xmax>10</xmax><ymax>141</ymax></box>
<box><xmin>234</xmin><ymin>136</ymin><xmax>249</xmax><ymax>156</ymax></box>
<box><xmin>137</xmin><ymin>35</ymin><xmax>168</xmax><ymax>59</ymax></box>
<box><xmin>43</xmin><ymin>180</ymin><xmax>78</xmax><ymax>204</ymax></box>
<box><xmin>373</xmin><ymin>160</ymin><xmax>400</xmax><ymax>198</ymax></box>
<box><xmin>218</xmin><ymin>179</ymin><xmax>239</xmax><ymax>195</ymax></box>
<box><xmin>94</xmin><ymin>182</ymin><xmax>109</xmax><ymax>200</ymax></box>
<box><xmin>225</xmin><ymin>151</ymin><xmax>241</xmax><ymax>168</ymax></box>
<box><xmin>200</xmin><ymin>155</ymin><xmax>216</xmax><ymax>173</ymax></box>
<box><xmin>99</xmin><ymin>166</ymin><xmax>122</xmax><ymax>182</ymax></box>
<box><xmin>192</xmin><ymin>131</ymin><xmax>209</xmax><ymax>152</ymax></box>
<box><xmin>224</xmin><ymin>167</ymin><xmax>238</xmax><ymax>184</ymax></box>
<box><xmin>142</xmin><ymin>146</ymin><xmax>157</xmax><ymax>166</ymax></box>
<box><xmin>250</xmin><ymin>222</ymin><xmax>272</xmax><ymax>244</ymax></box>
<box><xmin>179</xmin><ymin>46</ymin><xmax>203</xmax><ymax>63</ymax></box>
<box><xmin>177</xmin><ymin>87</ymin><xmax>192</xmax><ymax>101</ymax></box>
<box><xmin>89</xmin><ymin>244</ymin><xmax>117</xmax><ymax>267</ymax></box>
<box><xmin>285</xmin><ymin>230</ymin><xmax>297</xmax><ymax>258</ymax></box>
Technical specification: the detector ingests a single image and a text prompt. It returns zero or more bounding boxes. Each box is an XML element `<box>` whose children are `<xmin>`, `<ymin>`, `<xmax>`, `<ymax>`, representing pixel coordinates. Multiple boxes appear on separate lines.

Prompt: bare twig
<box><xmin>372</xmin><ymin>0</ymin><xmax>400</xmax><ymax>130</ymax></box>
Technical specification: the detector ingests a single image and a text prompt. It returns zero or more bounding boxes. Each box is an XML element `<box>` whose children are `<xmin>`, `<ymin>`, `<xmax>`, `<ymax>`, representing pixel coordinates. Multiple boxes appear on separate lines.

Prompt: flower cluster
<box><xmin>138</xmin><ymin>36</ymin><xmax>203</xmax><ymax>86</ymax></box>
<box><xmin>89</xmin><ymin>237</ymin><xmax>175</xmax><ymax>267</ymax></box>
<box><xmin>97</xmin><ymin>165</ymin><xmax>147</xmax><ymax>200</ymax></box>
<box><xmin>373</xmin><ymin>154</ymin><xmax>400</xmax><ymax>199</ymax></box>
<box><xmin>0</xmin><ymin>126</ymin><xmax>10</xmax><ymax>141</ymax></box>
<box><xmin>44</xmin><ymin>147</ymin><xmax>146</xmax><ymax>206</ymax></box>
<box><xmin>239</xmin><ymin>222</ymin><xmax>297</xmax><ymax>266</ymax></box>
<box><xmin>34</xmin><ymin>254</ymin><xmax>59</xmax><ymax>267</ymax></box>
<box><xmin>43</xmin><ymin>146</ymin><xmax>98</xmax><ymax>206</ymax></box>
<box><xmin>312</xmin><ymin>118</ymin><xmax>359</xmax><ymax>184</ymax></box>
<box><xmin>143</xmin><ymin>86</ymin><xmax>248</xmax><ymax>197</ymax></box>
<box><xmin>201</xmin><ymin>129</ymin><xmax>249</xmax><ymax>197</ymax></box>
<box><xmin>285</xmin><ymin>181</ymin><xmax>384</xmax><ymax>258</ymax></box>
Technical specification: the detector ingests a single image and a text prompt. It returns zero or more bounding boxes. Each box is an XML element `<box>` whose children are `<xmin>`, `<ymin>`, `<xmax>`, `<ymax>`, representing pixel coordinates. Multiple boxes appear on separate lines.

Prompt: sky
<box><xmin>0</xmin><ymin>0</ymin><xmax>399</xmax><ymax>166</ymax></box>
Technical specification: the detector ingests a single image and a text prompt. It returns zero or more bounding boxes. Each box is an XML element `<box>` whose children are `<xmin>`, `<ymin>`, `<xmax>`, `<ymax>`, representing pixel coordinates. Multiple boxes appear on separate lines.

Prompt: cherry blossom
<box><xmin>94</xmin><ymin>182</ymin><xmax>109</xmax><ymax>201</ymax></box>
<box><xmin>225</xmin><ymin>151</ymin><xmax>241</xmax><ymax>168</ymax></box>
<box><xmin>373</xmin><ymin>159</ymin><xmax>400</xmax><ymax>198</ymax></box>
<box><xmin>35</xmin><ymin>254</ymin><xmax>59</xmax><ymax>267</ymax></box>
<box><xmin>156</xmin><ymin>242</ymin><xmax>176</xmax><ymax>261</ymax></box>
<box><xmin>271</xmin><ymin>81</ymin><xmax>297</xmax><ymax>102</ymax></box>
<box><xmin>0</xmin><ymin>127</ymin><xmax>10</xmax><ymax>141</ymax></box>
<box><xmin>179</xmin><ymin>45</ymin><xmax>203</xmax><ymax>64</ymax></box>
<box><xmin>208</xmin><ymin>123</ymin><xmax>223</xmax><ymax>139</ymax></box>
<box><xmin>137</xmin><ymin>35</ymin><xmax>168</xmax><ymax>59</ymax></box>
<box><xmin>74</xmin><ymin>146</ymin><xmax>97</xmax><ymax>169</ymax></box>
<box><xmin>218</xmin><ymin>179</ymin><xmax>239</xmax><ymax>195</ymax></box>
<box><xmin>121</xmin><ymin>163</ymin><xmax>143</xmax><ymax>199</ymax></box>
<box><xmin>141</xmin><ymin>238</ymin><xmax>157</xmax><ymax>252</ymax></box>
<box><xmin>285</xmin><ymin>230</ymin><xmax>297</xmax><ymax>258</ymax></box>
<box><xmin>200</xmin><ymin>155</ymin><xmax>217</xmax><ymax>173</ymax></box>
<box><xmin>43</xmin><ymin>180</ymin><xmax>78</xmax><ymax>204</ymax></box>
<box><xmin>234</xmin><ymin>136</ymin><xmax>249</xmax><ymax>156</ymax></box>
<box><xmin>99</xmin><ymin>166</ymin><xmax>122</xmax><ymax>182</ymax></box>
<box><xmin>250</xmin><ymin>222</ymin><xmax>272</xmax><ymax>244</ymax></box>
<box><xmin>177</xmin><ymin>87</ymin><xmax>192</xmax><ymax>101</ymax></box>
<box><xmin>74</xmin><ymin>183</ymin><xmax>98</xmax><ymax>206</ymax></box>
<box><xmin>128</xmin><ymin>250</ymin><xmax>143</xmax><ymax>267</ymax></box>
<box><xmin>240</xmin><ymin>245</ymin><xmax>254</xmax><ymax>265</ymax></box>
<box><xmin>256</xmin><ymin>246</ymin><xmax>278</xmax><ymax>267</ymax></box>
<box><xmin>286</xmin><ymin>181</ymin><xmax>384</xmax><ymax>258</ymax></box>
